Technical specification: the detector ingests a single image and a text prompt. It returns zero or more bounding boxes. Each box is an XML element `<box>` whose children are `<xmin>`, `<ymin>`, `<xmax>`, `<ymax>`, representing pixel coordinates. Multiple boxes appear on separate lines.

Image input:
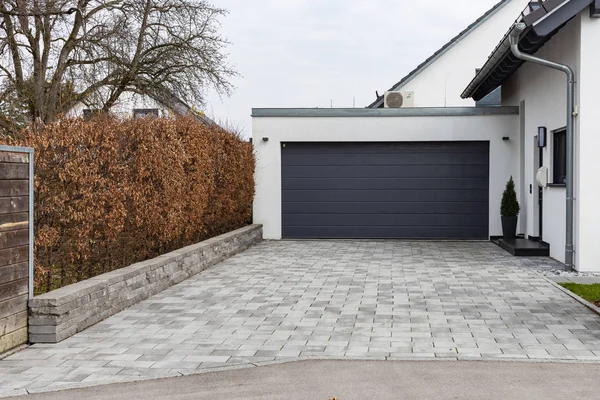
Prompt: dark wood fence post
<box><xmin>0</xmin><ymin>145</ymin><xmax>34</xmax><ymax>354</ymax></box>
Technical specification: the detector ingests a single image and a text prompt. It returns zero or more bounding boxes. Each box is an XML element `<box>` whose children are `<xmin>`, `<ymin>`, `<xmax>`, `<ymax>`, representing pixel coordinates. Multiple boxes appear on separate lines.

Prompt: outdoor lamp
<box><xmin>538</xmin><ymin>127</ymin><xmax>547</xmax><ymax>148</ymax></box>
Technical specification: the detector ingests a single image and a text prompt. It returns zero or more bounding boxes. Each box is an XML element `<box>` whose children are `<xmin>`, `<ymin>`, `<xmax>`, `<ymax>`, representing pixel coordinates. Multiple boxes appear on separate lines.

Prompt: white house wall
<box><xmin>390</xmin><ymin>0</ymin><xmax>531</xmax><ymax>108</ymax></box>
<box><xmin>502</xmin><ymin>16</ymin><xmax>582</xmax><ymax>266</ymax></box>
<box><xmin>253</xmin><ymin>112</ymin><xmax>519</xmax><ymax>240</ymax></box>
<box><xmin>66</xmin><ymin>92</ymin><xmax>173</xmax><ymax>119</ymax></box>
<box><xmin>576</xmin><ymin>12</ymin><xmax>600</xmax><ymax>271</ymax></box>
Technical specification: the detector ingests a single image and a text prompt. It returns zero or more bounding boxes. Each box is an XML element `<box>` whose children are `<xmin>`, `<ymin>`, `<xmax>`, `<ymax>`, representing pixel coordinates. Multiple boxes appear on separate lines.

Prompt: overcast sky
<box><xmin>205</xmin><ymin>0</ymin><xmax>501</xmax><ymax>137</ymax></box>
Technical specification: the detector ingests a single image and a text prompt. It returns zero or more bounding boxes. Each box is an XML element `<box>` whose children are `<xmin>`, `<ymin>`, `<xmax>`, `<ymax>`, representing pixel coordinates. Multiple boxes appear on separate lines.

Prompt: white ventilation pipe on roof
<box><xmin>509</xmin><ymin>22</ymin><xmax>575</xmax><ymax>269</ymax></box>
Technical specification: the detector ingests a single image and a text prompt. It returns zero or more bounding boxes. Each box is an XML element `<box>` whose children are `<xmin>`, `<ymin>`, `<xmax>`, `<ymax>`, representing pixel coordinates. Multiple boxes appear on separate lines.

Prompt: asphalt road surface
<box><xmin>9</xmin><ymin>360</ymin><xmax>600</xmax><ymax>400</ymax></box>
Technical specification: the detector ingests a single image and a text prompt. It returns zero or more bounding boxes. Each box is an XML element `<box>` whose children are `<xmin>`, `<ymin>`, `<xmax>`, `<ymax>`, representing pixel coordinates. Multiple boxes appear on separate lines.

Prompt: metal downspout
<box><xmin>509</xmin><ymin>22</ymin><xmax>576</xmax><ymax>269</ymax></box>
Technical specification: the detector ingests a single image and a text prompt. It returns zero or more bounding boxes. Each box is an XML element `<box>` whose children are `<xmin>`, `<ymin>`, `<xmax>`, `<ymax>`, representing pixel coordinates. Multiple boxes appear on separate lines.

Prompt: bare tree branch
<box><xmin>0</xmin><ymin>0</ymin><xmax>236</xmax><ymax>127</ymax></box>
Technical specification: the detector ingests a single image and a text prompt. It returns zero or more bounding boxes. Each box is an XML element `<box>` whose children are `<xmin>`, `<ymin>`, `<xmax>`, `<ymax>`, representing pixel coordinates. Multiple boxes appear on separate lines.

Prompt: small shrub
<box><xmin>7</xmin><ymin>116</ymin><xmax>254</xmax><ymax>293</ymax></box>
<box><xmin>500</xmin><ymin>176</ymin><xmax>520</xmax><ymax>217</ymax></box>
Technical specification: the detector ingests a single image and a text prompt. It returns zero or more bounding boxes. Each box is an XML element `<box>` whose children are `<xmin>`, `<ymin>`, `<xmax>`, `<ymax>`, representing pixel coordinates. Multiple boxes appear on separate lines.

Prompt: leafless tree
<box><xmin>0</xmin><ymin>0</ymin><xmax>235</xmax><ymax>132</ymax></box>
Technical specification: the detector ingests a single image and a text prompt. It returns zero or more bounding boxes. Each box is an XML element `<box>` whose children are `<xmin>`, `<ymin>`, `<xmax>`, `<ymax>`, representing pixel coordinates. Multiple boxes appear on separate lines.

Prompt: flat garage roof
<box><xmin>252</xmin><ymin>107</ymin><xmax>519</xmax><ymax>118</ymax></box>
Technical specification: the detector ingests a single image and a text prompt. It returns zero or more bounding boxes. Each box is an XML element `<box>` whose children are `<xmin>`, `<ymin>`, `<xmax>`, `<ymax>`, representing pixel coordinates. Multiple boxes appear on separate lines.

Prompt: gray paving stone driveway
<box><xmin>2</xmin><ymin>240</ymin><xmax>600</xmax><ymax>396</ymax></box>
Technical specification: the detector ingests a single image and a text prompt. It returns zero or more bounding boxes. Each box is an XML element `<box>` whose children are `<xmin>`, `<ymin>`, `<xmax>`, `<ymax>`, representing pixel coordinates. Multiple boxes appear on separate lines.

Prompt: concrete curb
<box><xmin>0</xmin><ymin>344</ymin><xmax>28</xmax><ymax>361</ymax></box>
<box><xmin>541</xmin><ymin>275</ymin><xmax>600</xmax><ymax>316</ymax></box>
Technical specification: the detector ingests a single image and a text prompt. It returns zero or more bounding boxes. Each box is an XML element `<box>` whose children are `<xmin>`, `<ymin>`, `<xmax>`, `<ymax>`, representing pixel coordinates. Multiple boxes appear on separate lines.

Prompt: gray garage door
<box><xmin>281</xmin><ymin>142</ymin><xmax>489</xmax><ymax>239</ymax></box>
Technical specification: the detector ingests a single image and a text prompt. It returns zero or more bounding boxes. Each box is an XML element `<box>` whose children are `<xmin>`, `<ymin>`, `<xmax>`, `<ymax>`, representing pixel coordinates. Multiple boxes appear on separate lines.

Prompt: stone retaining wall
<box><xmin>28</xmin><ymin>225</ymin><xmax>262</xmax><ymax>343</ymax></box>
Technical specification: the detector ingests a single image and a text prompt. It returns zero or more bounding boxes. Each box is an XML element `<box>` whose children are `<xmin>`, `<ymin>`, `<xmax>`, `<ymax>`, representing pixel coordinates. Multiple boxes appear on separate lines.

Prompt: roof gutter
<box><xmin>509</xmin><ymin>22</ymin><xmax>576</xmax><ymax>269</ymax></box>
<box><xmin>462</xmin><ymin>0</ymin><xmax>593</xmax><ymax>101</ymax></box>
<box><xmin>460</xmin><ymin>25</ymin><xmax>523</xmax><ymax>99</ymax></box>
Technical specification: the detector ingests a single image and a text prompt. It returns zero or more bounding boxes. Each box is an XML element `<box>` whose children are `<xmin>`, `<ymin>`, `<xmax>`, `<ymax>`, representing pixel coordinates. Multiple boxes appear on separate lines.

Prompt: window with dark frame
<box><xmin>553</xmin><ymin>129</ymin><xmax>567</xmax><ymax>185</ymax></box>
<box><xmin>82</xmin><ymin>108</ymin><xmax>102</xmax><ymax>120</ymax></box>
<box><xmin>133</xmin><ymin>109</ymin><xmax>159</xmax><ymax>119</ymax></box>
<box><xmin>474</xmin><ymin>69</ymin><xmax>501</xmax><ymax>107</ymax></box>
<box><xmin>529</xmin><ymin>1</ymin><xmax>542</xmax><ymax>12</ymax></box>
<box><xmin>476</xmin><ymin>87</ymin><xmax>502</xmax><ymax>107</ymax></box>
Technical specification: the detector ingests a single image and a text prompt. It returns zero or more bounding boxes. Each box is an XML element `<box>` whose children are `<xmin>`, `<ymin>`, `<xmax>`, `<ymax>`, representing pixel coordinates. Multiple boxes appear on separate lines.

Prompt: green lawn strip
<box><xmin>559</xmin><ymin>283</ymin><xmax>600</xmax><ymax>304</ymax></box>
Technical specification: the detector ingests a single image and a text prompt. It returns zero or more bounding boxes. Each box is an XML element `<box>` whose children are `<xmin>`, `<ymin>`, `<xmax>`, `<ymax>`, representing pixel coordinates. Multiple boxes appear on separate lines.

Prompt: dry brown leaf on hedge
<box><xmin>15</xmin><ymin>115</ymin><xmax>254</xmax><ymax>293</ymax></box>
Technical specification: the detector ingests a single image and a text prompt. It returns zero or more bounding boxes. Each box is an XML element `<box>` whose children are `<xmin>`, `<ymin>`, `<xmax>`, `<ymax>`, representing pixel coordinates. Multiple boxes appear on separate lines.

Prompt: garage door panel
<box><xmin>284</xmin><ymin>142</ymin><xmax>489</xmax><ymax>155</ymax></box>
<box><xmin>281</xmin><ymin>142</ymin><xmax>489</xmax><ymax>239</ymax></box>
<box><xmin>284</xmin><ymin>213</ymin><xmax>488</xmax><ymax>227</ymax></box>
<box><xmin>283</xmin><ymin>226</ymin><xmax>488</xmax><ymax>240</ymax></box>
<box><xmin>282</xmin><ymin>178</ymin><xmax>489</xmax><ymax>191</ymax></box>
<box><xmin>283</xmin><ymin>201</ymin><xmax>489</xmax><ymax>215</ymax></box>
<box><xmin>282</xmin><ymin>153</ymin><xmax>489</xmax><ymax>167</ymax></box>
<box><xmin>282</xmin><ymin>189</ymin><xmax>489</xmax><ymax>203</ymax></box>
<box><xmin>283</xmin><ymin>165</ymin><xmax>489</xmax><ymax>179</ymax></box>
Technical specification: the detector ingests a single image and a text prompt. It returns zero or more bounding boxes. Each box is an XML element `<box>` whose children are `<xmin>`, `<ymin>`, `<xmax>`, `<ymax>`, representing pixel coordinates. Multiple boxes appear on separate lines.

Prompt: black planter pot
<box><xmin>501</xmin><ymin>216</ymin><xmax>518</xmax><ymax>240</ymax></box>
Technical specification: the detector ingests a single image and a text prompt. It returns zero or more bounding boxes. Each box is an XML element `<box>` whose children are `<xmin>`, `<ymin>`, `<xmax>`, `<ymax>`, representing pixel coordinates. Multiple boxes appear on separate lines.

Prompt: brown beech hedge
<box><xmin>14</xmin><ymin>116</ymin><xmax>254</xmax><ymax>293</ymax></box>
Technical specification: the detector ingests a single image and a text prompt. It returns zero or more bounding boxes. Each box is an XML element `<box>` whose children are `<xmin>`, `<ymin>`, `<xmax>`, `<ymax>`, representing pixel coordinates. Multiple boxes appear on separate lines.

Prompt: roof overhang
<box><xmin>462</xmin><ymin>0</ymin><xmax>594</xmax><ymax>101</ymax></box>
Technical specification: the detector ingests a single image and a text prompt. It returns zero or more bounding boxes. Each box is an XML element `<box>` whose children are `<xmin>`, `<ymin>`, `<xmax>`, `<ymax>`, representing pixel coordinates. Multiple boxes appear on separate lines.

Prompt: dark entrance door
<box><xmin>539</xmin><ymin>146</ymin><xmax>544</xmax><ymax>241</ymax></box>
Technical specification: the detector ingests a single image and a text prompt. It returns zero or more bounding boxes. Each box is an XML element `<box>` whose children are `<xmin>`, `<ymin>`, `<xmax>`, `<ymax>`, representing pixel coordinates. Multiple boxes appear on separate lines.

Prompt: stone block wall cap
<box><xmin>29</xmin><ymin>279</ymin><xmax>107</xmax><ymax>307</ymax></box>
<box><xmin>99</xmin><ymin>262</ymin><xmax>154</xmax><ymax>281</ymax></box>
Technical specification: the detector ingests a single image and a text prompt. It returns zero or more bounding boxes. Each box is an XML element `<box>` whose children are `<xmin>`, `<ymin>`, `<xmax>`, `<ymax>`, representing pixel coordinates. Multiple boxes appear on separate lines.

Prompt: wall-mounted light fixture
<box><xmin>538</xmin><ymin>127</ymin><xmax>547</xmax><ymax>148</ymax></box>
<box><xmin>502</xmin><ymin>137</ymin><xmax>510</xmax><ymax>141</ymax></box>
<box><xmin>262</xmin><ymin>137</ymin><xmax>269</xmax><ymax>142</ymax></box>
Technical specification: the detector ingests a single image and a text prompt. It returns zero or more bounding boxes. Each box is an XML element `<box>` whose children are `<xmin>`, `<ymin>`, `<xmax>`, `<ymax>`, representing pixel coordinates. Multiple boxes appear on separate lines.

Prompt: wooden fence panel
<box><xmin>0</xmin><ymin>146</ymin><xmax>33</xmax><ymax>354</ymax></box>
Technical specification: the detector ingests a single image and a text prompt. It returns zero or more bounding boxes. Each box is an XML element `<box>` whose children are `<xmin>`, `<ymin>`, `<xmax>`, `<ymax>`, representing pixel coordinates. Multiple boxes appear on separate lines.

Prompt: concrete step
<box><xmin>492</xmin><ymin>238</ymin><xmax>550</xmax><ymax>257</ymax></box>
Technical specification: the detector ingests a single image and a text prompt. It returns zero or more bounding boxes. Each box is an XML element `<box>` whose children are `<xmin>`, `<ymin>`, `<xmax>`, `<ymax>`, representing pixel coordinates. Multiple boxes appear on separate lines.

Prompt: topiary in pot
<box><xmin>500</xmin><ymin>176</ymin><xmax>520</xmax><ymax>240</ymax></box>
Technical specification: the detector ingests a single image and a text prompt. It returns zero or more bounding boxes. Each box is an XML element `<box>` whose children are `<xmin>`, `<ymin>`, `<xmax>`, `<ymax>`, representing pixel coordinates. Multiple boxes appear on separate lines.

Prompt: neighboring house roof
<box><xmin>152</xmin><ymin>92</ymin><xmax>218</xmax><ymax>127</ymax></box>
<box><xmin>368</xmin><ymin>0</ymin><xmax>512</xmax><ymax>108</ymax></box>
<box><xmin>462</xmin><ymin>0</ymin><xmax>594</xmax><ymax>100</ymax></box>
<box><xmin>70</xmin><ymin>88</ymin><xmax>218</xmax><ymax>127</ymax></box>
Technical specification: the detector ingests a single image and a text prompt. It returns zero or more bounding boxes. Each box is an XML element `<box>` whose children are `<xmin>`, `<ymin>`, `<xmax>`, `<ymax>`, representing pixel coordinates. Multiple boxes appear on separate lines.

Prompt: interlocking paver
<box><xmin>1</xmin><ymin>240</ymin><xmax>600</xmax><ymax>396</ymax></box>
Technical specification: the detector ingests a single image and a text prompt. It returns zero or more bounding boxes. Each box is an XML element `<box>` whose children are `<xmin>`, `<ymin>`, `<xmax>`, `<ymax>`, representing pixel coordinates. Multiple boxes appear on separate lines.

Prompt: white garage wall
<box><xmin>253</xmin><ymin>109</ymin><xmax>520</xmax><ymax>240</ymax></box>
